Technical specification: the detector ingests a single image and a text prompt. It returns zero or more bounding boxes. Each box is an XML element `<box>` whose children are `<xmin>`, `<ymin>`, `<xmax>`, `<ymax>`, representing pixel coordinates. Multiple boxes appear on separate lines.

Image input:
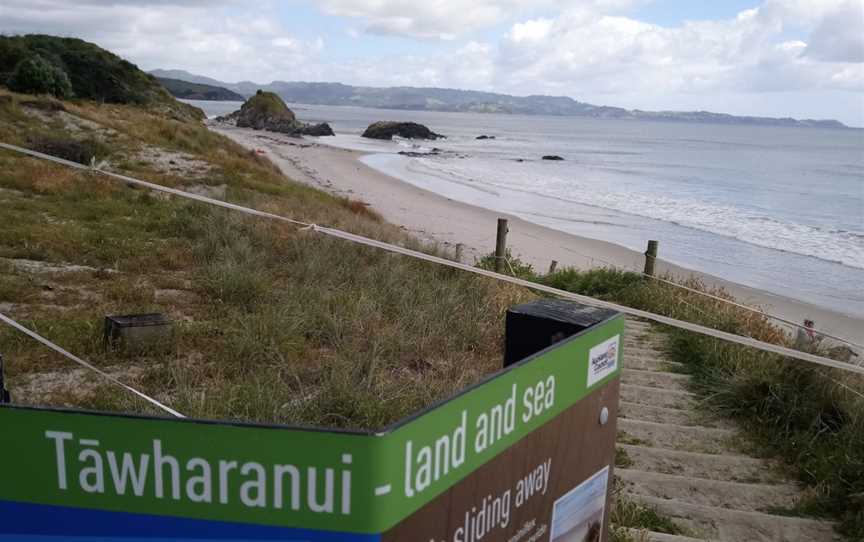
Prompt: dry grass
<box><xmin>0</xmin><ymin>87</ymin><xmax>533</xmax><ymax>430</ymax></box>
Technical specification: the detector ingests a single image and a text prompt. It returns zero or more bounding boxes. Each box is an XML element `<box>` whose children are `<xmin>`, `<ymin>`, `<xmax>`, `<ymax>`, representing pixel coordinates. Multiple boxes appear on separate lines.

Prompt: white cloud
<box><xmin>485</xmin><ymin>1</ymin><xmax>864</xmax><ymax>102</ymax></box>
<box><xmin>311</xmin><ymin>40</ymin><xmax>497</xmax><ymax>89</ymax></box>
<box><xmin>509</xmin><ymin>19</ymin><xmax>554</xmax><ymax>43</ymax></box>
<box><xmin>315</xmin><ymin>0</ymin><xmax>641</xmax><ymax>40</ymax></box>
<box><xmin>803</xmin><ymin>0</ymin><xmax>864</xmax><ymax>62</ymax></box>
<box><xmin>317</xmin><ymin>0</ymin><xmax>513</xmax><ymax>39</ymax></box>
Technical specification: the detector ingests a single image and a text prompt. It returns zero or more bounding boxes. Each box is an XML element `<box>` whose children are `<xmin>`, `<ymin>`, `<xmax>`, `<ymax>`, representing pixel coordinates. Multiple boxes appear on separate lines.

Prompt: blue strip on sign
<box><xmin>0</xmin><ymin>501</ymin><xmax>380</xmax><ymax>541</ymax></box>
<box><xmin>0</xmin><ymin>539</ymin><xmax>361</xmax><ymax>542</ymax></box>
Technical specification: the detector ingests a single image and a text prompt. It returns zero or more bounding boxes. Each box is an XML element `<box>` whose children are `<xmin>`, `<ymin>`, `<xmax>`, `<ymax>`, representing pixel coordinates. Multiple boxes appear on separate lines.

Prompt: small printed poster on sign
<box><xmin>587</xmin><ymin>335</ymin><xmax>620</xmax><ymax>387</ymax></box>
<box><xmin>549</xmin><ymin>466</ymin><xmax>610</xmax><ymax>542</ymax></box>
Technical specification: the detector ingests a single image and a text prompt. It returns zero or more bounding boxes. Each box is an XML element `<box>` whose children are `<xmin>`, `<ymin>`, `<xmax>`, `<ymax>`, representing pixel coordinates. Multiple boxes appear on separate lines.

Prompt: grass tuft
<box><xmin>611</xmin><ymin>478</ymin><xmax>690</xmax><ymax>538</ymax></box>
<box><xmin>28</xmin><ymin>133</ymin><xmax>110</xmax><ymax>165</ymax></box>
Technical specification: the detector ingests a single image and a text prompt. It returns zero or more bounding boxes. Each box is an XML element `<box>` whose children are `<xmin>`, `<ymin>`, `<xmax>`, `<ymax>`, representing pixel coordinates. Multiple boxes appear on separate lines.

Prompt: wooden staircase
<box><xmin>615</xmin><ymin>319</ymin><xmax>841</xmax><ymax>541</ymax></box>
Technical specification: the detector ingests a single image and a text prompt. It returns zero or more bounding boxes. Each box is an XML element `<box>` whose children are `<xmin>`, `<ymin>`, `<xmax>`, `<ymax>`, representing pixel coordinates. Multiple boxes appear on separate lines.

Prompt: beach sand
<box><xmin>212</xmin><ymin>124</ymin><xmax>864</xmax><ymax>346</ymax></box>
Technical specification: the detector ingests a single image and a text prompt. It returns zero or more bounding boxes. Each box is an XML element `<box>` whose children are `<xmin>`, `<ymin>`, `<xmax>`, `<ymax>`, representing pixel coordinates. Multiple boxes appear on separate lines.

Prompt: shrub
<box><xmin>28</xmin><ymin>134</ymin><xmax>110</xmax><ymax>165</ymax></box>
<box><xmin>542</xmin><ymin>267</ymin><xmax>641</xmax><ymax>300</ymax></box>
<box><xmin>0</xmin><ymin>38</ymin><xmax>28</xmax><ymax>87</ymax></box>
<box><xmin>476</xmin><ymin>248</ymin><xmax>535</xmax><ymax>279</ymax></box>
<box><xmin>8</xmin><ymin>54</ymin><xmax>72</xmax><ymax>98</ymax></box>
<box><xmin>0</xmin><ymin>35</ymin><xmax>204</xmax><ymax>121</ymax></box>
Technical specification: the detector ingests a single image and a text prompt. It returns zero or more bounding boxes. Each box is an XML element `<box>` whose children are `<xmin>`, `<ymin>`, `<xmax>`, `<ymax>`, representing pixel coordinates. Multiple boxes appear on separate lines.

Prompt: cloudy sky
<box><xmin>1</xmin><ymin>0</ymin><xmax>863</xmax><ymax>125</ymax></box>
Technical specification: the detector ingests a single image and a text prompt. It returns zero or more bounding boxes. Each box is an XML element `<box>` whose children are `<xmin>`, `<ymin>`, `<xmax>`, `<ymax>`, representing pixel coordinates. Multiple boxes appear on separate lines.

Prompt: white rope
<box><xmin>552</xmin><ymin>239</ymin><xmax>863</xmax><ymax>350</ymax></box>
<box><xmin>313</xmin><ymin>226</ymin><xmax>864</xmax><ymax>375</ymax></box>
<box><xmin>0</xmin><ymin>313</ymin><xmax>184</xmax><ymax>418</ymax></box>
<box><xmin>2</xmin><ymin>141</ymin><xmax>862</xmax><ymax>378</ymax></box>
<box><xmin>0</xmin><ymin>142</ymin><xmax>310</xmax><ymax>228</ymax></box>
<box><xmin>644</xmin><ymin>270</ymin><xmax>862</xmax><ymax>349</ymax></box>
<box><xmin>824</xmin><ymin>373</ymin><xmax>864</xmax><ymax>402</ymax></box>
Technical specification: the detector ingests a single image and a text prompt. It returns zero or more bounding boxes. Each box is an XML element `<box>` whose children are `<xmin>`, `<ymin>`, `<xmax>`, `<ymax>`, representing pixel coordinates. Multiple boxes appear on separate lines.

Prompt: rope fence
<box><xmin>0</xmin><ymin>138</ymin><xmax>862</xmax><ymax>418</ymax></box>
<box><xmin>0</xmin><ymin>313</ymin><xmax>184</xmax><ymax>418</ymax></box>
<box><xmin>524</xmin><ymin>237</ymin><xmax>863</xmax><ymax>351</ymax></box>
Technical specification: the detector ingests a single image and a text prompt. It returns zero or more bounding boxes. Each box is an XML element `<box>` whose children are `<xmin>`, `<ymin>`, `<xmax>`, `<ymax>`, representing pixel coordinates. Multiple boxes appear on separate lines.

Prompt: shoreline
<box><xmin>211</xmin><ymin>124</ymin><xmax>864</xmax><ymax>345</ymax></box>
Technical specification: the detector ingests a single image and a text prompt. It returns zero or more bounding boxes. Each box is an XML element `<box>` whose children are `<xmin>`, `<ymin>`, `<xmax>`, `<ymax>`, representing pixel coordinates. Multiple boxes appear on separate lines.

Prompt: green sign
<box><xmin>0</xmin><ymin>311</ymin><xmax>623</xmax><ymax>540</ymax></box>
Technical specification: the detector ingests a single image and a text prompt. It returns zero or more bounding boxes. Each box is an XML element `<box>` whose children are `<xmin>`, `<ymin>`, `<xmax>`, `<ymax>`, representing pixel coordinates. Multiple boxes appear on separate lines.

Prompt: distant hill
<box><xmin>157</xmin><ymin>76</ymin><xmax>244</xmax><ymax>101</ymax></box>
<box><xmin>150</xmin><ymin>69</ymin><xmax>241</xmax><ymax>89</ymax></box>
<box><xmin>150</xmin><ymin>69</ymin><xmax>848</xmax><ymax>129</ymax></box>
<box><xmin>0</xmin><ymin>36</ymin><xmax>202</xmax><ymax>121</ymax></box>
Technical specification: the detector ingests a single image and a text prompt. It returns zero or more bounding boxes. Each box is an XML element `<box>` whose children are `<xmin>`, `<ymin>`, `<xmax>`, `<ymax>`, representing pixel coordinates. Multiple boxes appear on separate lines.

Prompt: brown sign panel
<box><xmin>383</xmin><ymin>379</ymin><xmax>619</xmax><ymax>542</ymax></box>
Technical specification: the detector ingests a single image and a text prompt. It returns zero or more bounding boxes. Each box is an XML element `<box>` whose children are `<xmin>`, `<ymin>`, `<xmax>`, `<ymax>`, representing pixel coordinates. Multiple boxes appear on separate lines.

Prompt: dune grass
<box><xmin>0</xmin><ymin>88</ymin><xmax>531</xmax><ymax>431</ymax></box>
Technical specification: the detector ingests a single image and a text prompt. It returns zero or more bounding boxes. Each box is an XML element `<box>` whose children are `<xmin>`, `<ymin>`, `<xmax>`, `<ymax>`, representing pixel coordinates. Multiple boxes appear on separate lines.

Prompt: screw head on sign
<box><xmin>599</xmin><ymin>406</ymin><xmax>609</xmax><ymax>426</ymax></box>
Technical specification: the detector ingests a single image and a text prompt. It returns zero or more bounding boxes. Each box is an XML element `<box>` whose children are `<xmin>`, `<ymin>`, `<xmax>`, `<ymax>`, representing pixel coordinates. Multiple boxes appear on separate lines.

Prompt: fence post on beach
<box><xmin>548</xmin><ymin>260</ymin><xmax>558</xmax><ymax>275</ymax></box>
<box><xmin>495</xmin><ymin>218</ymin><xmax>509</xmax><ymax>273</ymax></box>
<box><xmin>644</xmin><ymin>240</ymin><xmax>659</xmax><ymax>277</ymax></box>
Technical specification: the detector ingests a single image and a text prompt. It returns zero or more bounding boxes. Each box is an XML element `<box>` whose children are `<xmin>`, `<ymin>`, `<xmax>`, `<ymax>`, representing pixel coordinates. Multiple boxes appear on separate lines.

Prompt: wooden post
<box><xmin>644</xmin><ymin>240</ymin><xmax>659</xmax><ymax>277</ymax></box>
<box><xmin>454</xmin><ymin>243</ymin><xmax>463</xmax><ymax>262</ymax></box>
<box><xmin>0</xmin><ymin>354</ymin><xmax>10</xmax><ymax>404</ymax></box>
<box><xmin>548</xmin><ymin>260</ymin><xmax>558</xmax><ymax>275</ymax></box>
<box><xmin>495</xmin><ymin>218</ymin><xmax>508</xmax><ymax>273</ymax></box>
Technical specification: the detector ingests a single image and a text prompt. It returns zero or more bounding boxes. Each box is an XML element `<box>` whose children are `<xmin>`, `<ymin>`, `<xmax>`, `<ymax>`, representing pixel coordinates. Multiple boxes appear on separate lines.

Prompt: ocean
<box><xmin>189</xmin><ymin>100</ymin><xmax>864</xmax><ymax>319</ymax></box>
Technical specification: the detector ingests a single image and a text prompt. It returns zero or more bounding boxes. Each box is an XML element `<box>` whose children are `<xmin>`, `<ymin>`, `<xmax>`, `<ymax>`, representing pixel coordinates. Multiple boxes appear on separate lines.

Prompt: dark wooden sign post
<box><xmin>0</xmin><ymin>300</ymin><xmax>622</xmax><ymax>542</ymax></box>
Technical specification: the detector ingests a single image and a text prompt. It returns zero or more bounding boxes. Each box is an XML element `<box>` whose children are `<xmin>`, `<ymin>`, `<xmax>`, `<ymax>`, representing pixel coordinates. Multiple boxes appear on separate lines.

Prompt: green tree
<box><xmin>8</xmin><ymin>54</ymin><xmax>72</xmax><ymax>98</ymax></box>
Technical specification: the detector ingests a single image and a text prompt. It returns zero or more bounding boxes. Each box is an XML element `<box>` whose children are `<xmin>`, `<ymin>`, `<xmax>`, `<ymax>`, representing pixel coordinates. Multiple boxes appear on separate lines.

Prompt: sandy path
<box><xmin>211</xmin><ymin>124</ymin><xmax>864</xmax><ymax>345</ymax></box>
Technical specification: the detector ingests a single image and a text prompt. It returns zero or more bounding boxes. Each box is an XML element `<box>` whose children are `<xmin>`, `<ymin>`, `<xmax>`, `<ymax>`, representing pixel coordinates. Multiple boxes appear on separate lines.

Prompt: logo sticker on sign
<box><xmin>587</xmin><ymin>335</ymin><xmax>620</xmax><ymax>387</ymax></box>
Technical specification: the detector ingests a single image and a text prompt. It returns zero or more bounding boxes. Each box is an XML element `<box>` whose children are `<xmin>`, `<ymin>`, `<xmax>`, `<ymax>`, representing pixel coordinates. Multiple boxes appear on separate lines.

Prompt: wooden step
<box><xmin>631</xmin><ymin>495</ymin><xmax>840</xmax><ymax>542</ymax></box>
<box><xmin>622</xmin><ymin>528</ymin><xmax>706</xmax><ymax>542</ymax></box>
<box><xmin>623</xmin><ymin>355</ymin><xmax>686</xmax><ymax>373</ymax></box>
<box><xmin>625</xmin><ymin>345</ymin><xmax>675</xmax><ymax>359</ymax></box>
<box><xmin>618</xmin><ymin>418</ymin><xmax>739</xmax><ymax>455</ymax></box>
<box><xmin>619</xmin><ymin>402</ymin><xmax>705</xmax><ymax>426</ymax></box>
<box><xmin>625</xmin><ymin>337</ymin><xmax>667</xmax><ymax>348</ymax></box>
<box><xmin>622</xmin><ymin>368</ymin><xmax>690</xmax><ymax>390</ymax></box>
<box><xmin>617</xmin><ymin>469</ymin><xmax>800</xmax><ymax>512</ymax></box>
<box><xmin>621</xmin><ymin>383</ymin><xmax>696</xmax><ymax>410</ymax></box>
<box><xmin>626</xmin><ymin>318</ymin><xmax>653</xmax><ymax>326</ymax></box>
<box><xmin>617</xmin><ymin>444</ymin><xmax>780</xmax><ymax>484</ymax></box>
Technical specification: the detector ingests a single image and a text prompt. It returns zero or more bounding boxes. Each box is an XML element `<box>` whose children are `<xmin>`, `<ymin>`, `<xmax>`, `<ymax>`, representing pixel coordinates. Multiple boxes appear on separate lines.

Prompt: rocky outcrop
<box><xmin>237</xmin><ymin>91</ymin><xmax>300</xmax><ymax>131</ymax></box>
<box><xmin>362</xmin><ymin>121</ymin><xmax>443</xmax><ymax>140</ymax></box>
<box><xmin>398</xmin><ymin>150</ymin><xmax>443</xmax><ymax>157</ymax></box>
<box><xmin>299</xmin><ymin>123</ymin><xmax>335</xmax><ymax>136</ymax></box>
<box><xmin>214</xmin><ymin>110</ymin><xmax>240</xmax><ymax>123</ymax></box>
<box><xmin>229</xmin><ymin>90</ymin><xmax>333</xmax><ymax>136</ymax></box>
